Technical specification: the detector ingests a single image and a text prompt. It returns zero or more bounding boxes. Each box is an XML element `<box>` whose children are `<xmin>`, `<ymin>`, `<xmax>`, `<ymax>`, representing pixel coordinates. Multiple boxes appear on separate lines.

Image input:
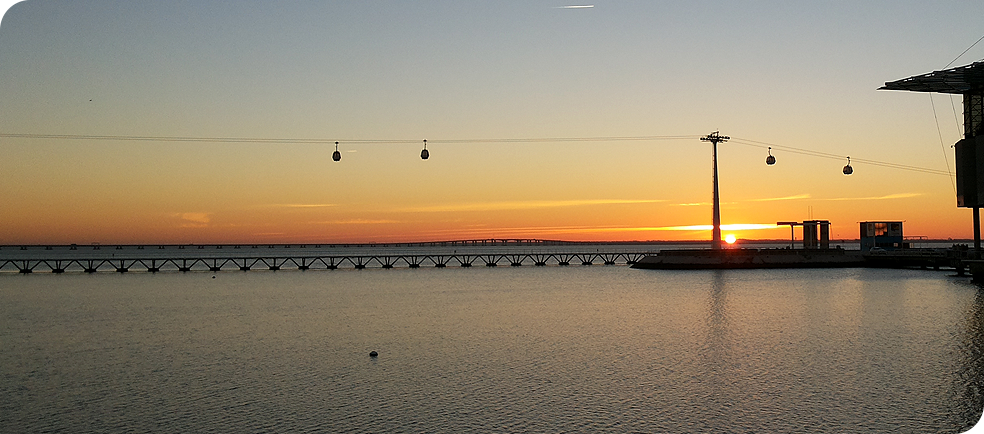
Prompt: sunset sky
<box><xmin>1</xmin><ymin>1</ymin><xmax>983</xmax><ymax>244</ymax></box>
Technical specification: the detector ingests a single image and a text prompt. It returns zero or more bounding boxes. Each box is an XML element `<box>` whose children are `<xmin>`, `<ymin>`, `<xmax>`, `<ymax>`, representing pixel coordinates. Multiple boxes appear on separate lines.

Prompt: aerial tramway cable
<box><xmin>0</xmin><ymin>132</ymin><xmax>954</xmax><ymax>177</ymax></box>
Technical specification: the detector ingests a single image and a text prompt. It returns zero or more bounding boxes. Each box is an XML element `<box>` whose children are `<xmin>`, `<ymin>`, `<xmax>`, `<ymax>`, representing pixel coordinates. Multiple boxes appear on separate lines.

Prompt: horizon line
<box><xmin>0</xmin><ymin>237</ymin><xmax>970</xmax><ymax>247</ymax></box>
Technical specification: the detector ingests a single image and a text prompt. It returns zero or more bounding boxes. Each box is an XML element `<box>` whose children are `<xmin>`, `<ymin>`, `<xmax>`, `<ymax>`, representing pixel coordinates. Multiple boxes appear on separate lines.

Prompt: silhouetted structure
<box><xmin>881</xmin><ymin>61</ymin><xmax>984</xmax><ymax>257</ymax></box>
<box><xmin>775</xmin><ymin>220</ymin><xmax>830</xmax><ymax>249</ymax></box>
<box><xmin>700</xmin><ymin>132</ymin><xmax>729</xmax><ymax>249</ymax></box>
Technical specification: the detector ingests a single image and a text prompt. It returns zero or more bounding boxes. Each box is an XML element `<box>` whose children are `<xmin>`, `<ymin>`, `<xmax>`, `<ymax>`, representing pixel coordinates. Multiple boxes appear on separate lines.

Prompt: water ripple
<box><xmin>0</xmin><ymin>268</ymin><xmax>981</xmax><ymax>432</ymax></box>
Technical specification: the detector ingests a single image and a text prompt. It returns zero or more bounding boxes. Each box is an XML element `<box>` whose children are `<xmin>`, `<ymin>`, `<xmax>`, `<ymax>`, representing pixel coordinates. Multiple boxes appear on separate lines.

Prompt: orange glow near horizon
<box><xmin>0</xmin><ymin>3</ymin><xmax>979</xmax><ymax>246</ymax></box>
<box><xmin>0</xmin><ymin>191</ymin><xmax>972</xmax><ymax>245</ymax></box>
<box><xmin>0</xmin><ymin>142</ymin><xmax>973</xmax><ymax>246</ymax></box>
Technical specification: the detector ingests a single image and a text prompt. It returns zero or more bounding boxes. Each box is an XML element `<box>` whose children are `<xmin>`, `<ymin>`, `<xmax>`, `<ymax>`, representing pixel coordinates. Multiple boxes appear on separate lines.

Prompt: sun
<box><xmin>724</xmin><ymin>234</ymin><xmax>737</xmax><ymax>244</ymax></box>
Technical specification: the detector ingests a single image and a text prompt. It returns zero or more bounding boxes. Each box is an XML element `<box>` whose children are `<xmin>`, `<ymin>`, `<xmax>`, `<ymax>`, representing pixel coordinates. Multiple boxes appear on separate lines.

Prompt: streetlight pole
<box><xmin>701</xmin><ymin>132</ymin><xmax>729</xmax><ymax>250</ymax></box>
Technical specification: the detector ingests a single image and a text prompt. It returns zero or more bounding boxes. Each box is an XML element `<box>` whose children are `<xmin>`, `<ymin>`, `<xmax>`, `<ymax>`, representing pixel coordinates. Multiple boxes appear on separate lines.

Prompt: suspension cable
<box><xmin>929</xmin><ymin>94</ymin><xmax>957</xmax><ymax>192</ymax></box>
<box><xmin>728</xmin><ymin>137</ymin><xmax>953</xmax><ymax>177</ymax></box>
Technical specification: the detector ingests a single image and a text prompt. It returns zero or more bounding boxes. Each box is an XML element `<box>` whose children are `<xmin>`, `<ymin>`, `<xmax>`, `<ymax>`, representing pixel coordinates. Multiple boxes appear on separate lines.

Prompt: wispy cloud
<box><xmin>554</xmin><ymin>5</ymin><xmax>594</xmax><ymax>8</ymax></box>
<box><xmin>259</xmin><ymin>203</ymin><xmax>337</xmax><ymax>209</ymax></box>
<box><xmin>401</xmin><ymin>199</ymin><xmax>664</xmax><ymax>213</ymax></box>
<box><xmin>823</xmin><ymin>193</ymin><xmax>922</xmax><ymax>201</ymax></box>
<box><xmin>672</xmin><ymin>201</ymin><xmax>738</xmax><ymax>207</ymax></box>
<box><xmin>556</xmin><ymin>224</ymin><xmax>780</xmax><ymax>233</ymax></box>
<box><xmin>751</xmin><ymin>194</ymin><xmax>811</xmax><ymax>202</ymax></box>
<box><xmin>171</xmin><ymin>212</ymin><xmax>211</xmax><ymax>228</ymax></box>
<box><xmin>311</xmin><ymin>219</ymin><xmax>399</xmax><ymax>225</ymax></box>
<box><xmin>400</xmin><ymin>223</ymin><xmax>783</xmax><ymax>240</ymax></box>
<box><xmin>675</xmin><ymin>193</ymin><xmax>912</xmax><ymax>205</ymax></box>
<box><xmin>642</xmin><ymin>224</ymin><xmax>780</xmax><ymax>231</ymax></box>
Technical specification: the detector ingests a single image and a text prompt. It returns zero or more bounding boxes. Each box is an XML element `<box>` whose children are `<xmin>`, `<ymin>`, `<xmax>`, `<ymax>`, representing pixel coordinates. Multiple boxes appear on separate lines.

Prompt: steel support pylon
<box><xmin>701</xmin><ymin>132</ymin><xmax>729</xmax><ymax>250</ymax></box>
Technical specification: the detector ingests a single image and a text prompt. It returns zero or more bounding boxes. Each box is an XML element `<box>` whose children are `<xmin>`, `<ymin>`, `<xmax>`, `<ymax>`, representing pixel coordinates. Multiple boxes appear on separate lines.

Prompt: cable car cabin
<box><xmin>860</xmin><ymin>221</ymin><xmax>905</xmax><ymax>252</ymax></box>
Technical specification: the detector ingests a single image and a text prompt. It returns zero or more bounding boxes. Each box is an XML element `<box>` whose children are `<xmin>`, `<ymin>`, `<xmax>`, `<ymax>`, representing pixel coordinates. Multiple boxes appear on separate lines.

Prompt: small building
<box><xmin>860</xmin><ymin>221</ymin><xmax>904</xmax><ymax>252</ymax></box>
<box><xmin>777</xmin><ymin>220</ymin><xmax>831</xmax><ymax>249</ymax></box>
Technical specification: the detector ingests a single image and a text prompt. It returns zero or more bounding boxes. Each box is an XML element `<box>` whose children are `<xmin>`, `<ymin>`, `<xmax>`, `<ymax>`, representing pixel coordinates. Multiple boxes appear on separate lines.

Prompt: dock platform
<box><xmin>630</xmin><ymin>248</ymin><xmax>865</xmax><ymax>269</ymax></box>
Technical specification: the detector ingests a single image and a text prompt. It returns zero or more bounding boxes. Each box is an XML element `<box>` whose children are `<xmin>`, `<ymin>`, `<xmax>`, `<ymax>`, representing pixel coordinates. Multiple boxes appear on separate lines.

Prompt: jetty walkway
<box><xmin>1</xmin><ymin>240</ymin><xmax>974</xmax><ymax>275</ymax></box>
<box><xmin>0</xmin><ymin>240</ymin><xmax>655</xmax><ymax>273</ymax></box>
<box><xmin>0</xmin><ymin>251</ymin><xmax>650</xmax><ymax>273</ymax></box>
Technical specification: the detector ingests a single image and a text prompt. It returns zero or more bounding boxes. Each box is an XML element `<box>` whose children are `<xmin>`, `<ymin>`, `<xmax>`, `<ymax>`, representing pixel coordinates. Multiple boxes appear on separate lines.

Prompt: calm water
<box><xmin>2</xmin><ymin>265</ymin><xmax>983</xmax><ymax>433</ymax></box>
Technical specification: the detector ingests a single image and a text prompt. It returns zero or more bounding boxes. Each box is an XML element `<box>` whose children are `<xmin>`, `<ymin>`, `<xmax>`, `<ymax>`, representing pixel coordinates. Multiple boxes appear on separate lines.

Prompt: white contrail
<box><xmin>555</xmin><ymin>5</ymin><xmax>594</xmax><ymax>9</ymax></box>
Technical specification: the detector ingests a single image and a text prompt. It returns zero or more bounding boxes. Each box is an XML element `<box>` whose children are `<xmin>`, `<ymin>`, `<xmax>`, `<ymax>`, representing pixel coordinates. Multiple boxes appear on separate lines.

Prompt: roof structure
<box><xmin>880</xmin><ymin>61</ymin><xmax>984</xmax><ymax>94</ymax></box>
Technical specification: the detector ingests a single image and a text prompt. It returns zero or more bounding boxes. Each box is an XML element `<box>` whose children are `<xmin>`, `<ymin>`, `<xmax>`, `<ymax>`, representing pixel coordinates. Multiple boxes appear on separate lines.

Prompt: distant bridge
<box><xmin>1</xmin><ymin>238</ymin><xmax>589</xmax><ymax>252</ymax></box>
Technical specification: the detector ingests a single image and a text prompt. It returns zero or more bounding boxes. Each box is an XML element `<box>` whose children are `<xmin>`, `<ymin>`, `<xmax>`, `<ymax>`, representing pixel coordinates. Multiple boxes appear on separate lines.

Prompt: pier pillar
<box><xmin>803</xmin><ymin>222</ymin><xmax>818</xmax><ymax>249</ymax></box>
<box><xmin>976</xmin><ymin>207</ymin><xmax>982</xmax><ymax>260</ymax></box>
<box><xmin>819</xmin><ymin>221</ymin><xmax>830</xmax><ymax>249</ymax></box>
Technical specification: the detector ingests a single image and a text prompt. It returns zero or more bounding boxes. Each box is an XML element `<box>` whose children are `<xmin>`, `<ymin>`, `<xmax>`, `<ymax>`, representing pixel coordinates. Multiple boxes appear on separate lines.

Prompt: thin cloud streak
<box><xmin>675</xmin><ymin>193</ymin><xmax>913</xmax><ymax>205</ymax></box>
<box><xmin>260</xmin><ymin>203</ymin><xmax>338</xmax><ymax>209</ymax></box>
<box><xmin>672</xmin><ymin>201</ymin><xmax>738</xmax><ymax>207</ymax></box>
<box><xmin>311</xmin><ymin>219</ymin><xmax>399</xmax><ymax>225</ymax></box>
<box><xmin>751</xmin><ymin>194</ymin><xmax>811</xmax><ymax>202</ymax></box>
<box><xmin>643</xmin><ymin>224</ymin><xmax>780</xmax><ymax>231</ymax></box>
<box><xmin>407</xmin><ymin>223</ymin><xmax>782</xmax><ymax>239</ymax></box>
<box><xmin>554</xmin><ymin>5</ymin><xmax>594</xmax><ymax>8</ymax></box>
<box><xmin>171</xmin><ymin>212</ymin><xmax>211</xmax><ymax>228</ymax></box>
<box><xmin>401</xmin><ymin>199</ymin><xmax>664</xmax><ymax>213</ymax></box>
<box><xmin>567</xmin><ymin>223</ymin><xmax>780</xmax><ymax>233</ymax></box>
<box><xmin>822</xmin><ymin>193</ymin><xmax>922</xmax><ymax>201</ymax></box>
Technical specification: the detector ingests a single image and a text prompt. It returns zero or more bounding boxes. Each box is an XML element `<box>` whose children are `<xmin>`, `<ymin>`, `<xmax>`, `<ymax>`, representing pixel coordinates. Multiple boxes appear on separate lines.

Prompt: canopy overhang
<box><xmin>880</xmin><ymin>61</ymin><xmax>984</xmax><ymax>94</ymax></box>
<box><xmin>881</xmin><ymin>61</ymin><xmax>984</xmax><ymax>254</ymax></box>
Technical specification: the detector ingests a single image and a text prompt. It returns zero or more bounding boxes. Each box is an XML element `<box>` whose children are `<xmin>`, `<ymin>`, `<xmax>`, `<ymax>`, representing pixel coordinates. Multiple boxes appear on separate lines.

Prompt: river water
<box><xmin>1</xmin><ymin>261</ymin><xmax>983</xmax><ymax>432</ymax></box>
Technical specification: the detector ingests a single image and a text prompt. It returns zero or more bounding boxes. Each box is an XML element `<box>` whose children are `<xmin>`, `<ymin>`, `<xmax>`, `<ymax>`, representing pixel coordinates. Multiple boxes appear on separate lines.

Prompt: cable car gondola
<box><xmin>420</xmin><ymin>139</ymin><xmax>429</xmax><ymax>160</ymax></box>
<box><xmin>765</xmin><ymin>147</ymin><xmax>776</xmax><ymax>165</ymax></box>
<box><xmin>843</xmin><ymin>156</ymin><xmax>853</xmax><ymax>175</ymax></box>
<box><xmin>332</xmin><ymin>141</ymin><xmax>341</xmax><ymax>162</ymax></box>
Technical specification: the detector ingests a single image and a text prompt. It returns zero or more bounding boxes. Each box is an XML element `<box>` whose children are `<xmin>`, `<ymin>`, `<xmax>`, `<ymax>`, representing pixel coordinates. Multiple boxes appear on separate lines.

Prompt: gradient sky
<box><xmin>1</xmin><ymin>0</ymin><xmax>983</xmax><ymax>244</ymax></box>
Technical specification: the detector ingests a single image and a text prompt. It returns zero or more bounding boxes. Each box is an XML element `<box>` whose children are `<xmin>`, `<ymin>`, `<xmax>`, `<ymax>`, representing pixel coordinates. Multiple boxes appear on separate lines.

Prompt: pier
<box><xmin>2</xmin><ymin>246</ymin><xmax>979</xmax><ymax>274</ymax></box>
<box><xmin>2</xmin><ymin>238</ymin><xmax>980</xmax><ymax>275</ymax></box>
<box><xmin>0</xmin><ymin>250</ymin><xmax>650</xmax><ymax>274</ymax></box>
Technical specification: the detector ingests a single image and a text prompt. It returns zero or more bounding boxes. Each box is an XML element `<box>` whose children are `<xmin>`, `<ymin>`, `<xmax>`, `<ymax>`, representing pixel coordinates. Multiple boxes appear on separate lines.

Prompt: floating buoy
<box><xmin>369</xmin><ymin>351</ymin><xmax>378</xmax><ymax>358</ymax></box>
<box><xmin>332</xmin><ymin>141</ymin><xmax>341</xmax><ymax>162</ymax></box>
<box><xmin>843</xmin><ymin>156</ymin><xmax>853</xmax><ymax>175</ymax></box>
<box><xmin>420</xmin><ymin>139</ymin><xmax>429</xmax><ymax>160</ymax></box>
<box><xmin>766</xmin><ymin>147</ymin><xmax>776</xmax><ymax>165</ymax></box>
